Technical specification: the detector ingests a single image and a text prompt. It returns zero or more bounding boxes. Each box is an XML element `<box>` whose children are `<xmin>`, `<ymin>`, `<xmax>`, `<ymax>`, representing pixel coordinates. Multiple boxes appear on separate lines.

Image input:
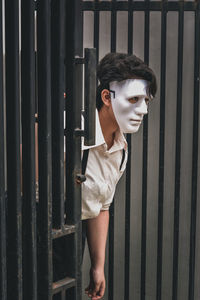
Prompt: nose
<box><xmin>135</xmin><ymin>98</ymin><xmax>148</xmax><ymax>115</ymax></box>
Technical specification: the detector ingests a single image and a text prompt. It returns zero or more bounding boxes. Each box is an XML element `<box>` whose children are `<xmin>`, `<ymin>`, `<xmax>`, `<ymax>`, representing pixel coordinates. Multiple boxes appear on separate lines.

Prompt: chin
<box><xmin>125</xmin><ymin>125</ymin><xmax>140</xmax><ymax>134</ymax></box>
<box><xmin>124</xmin><ymin>129</ymin><xmax>139</xmax><ymax>134</ymax></box>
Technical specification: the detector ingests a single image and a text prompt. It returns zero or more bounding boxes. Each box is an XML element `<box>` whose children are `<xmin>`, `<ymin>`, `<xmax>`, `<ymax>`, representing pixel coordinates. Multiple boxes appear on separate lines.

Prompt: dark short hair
<box><xmin>96</xmin><ymin>52</ymin><xmax>157</xmax><ymax>111</ymax></box>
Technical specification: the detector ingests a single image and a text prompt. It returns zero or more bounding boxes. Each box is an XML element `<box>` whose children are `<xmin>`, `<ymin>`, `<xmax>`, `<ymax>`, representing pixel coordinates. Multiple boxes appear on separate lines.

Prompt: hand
<box><xmin>85</xmin><ymin>267</ymin><xmax>106</xmax><ymax>300</ymax></box>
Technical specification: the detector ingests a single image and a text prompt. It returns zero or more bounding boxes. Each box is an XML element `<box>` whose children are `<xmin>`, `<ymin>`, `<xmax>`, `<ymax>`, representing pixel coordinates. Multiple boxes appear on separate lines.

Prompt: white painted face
<box><xmin>110</xmin><ymin>79</ymin><xmax>149</xmax><ymax>133</ymax></box>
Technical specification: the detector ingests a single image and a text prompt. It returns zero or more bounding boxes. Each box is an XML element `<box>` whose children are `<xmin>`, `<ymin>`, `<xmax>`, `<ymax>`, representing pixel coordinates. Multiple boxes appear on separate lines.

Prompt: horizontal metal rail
<box><xmin>82</xmin><ymin>1</ymin><xmax>198</xmax><ymax>11</ymax></box>
<box><xmin>52</xmin><ymin>277</ymin><xmax>76</xmax><ymax>294</ymax></box>
<box><xmin>52</xmin><ymin>225</ymin><xmax>76</xmax><ymax>239</ymax></box>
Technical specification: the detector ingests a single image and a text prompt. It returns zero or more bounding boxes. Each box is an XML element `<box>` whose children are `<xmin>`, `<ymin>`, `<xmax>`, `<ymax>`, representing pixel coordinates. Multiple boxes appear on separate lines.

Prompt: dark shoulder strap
<box><xmin>119</xmin><ymin>149</ymin><xmax>125</xmax><ymax>171</ymax></box>
<box><xmin>82</xmin><ymin>149</ymin><xmax>89</xmax><ymax>175</ymax></box>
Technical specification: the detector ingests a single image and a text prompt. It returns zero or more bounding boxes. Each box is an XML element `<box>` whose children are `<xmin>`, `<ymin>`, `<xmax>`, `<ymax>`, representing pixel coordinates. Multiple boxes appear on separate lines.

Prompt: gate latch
<box><xmin>76</xmin><ymin>173</ymin><xmax>86</xmax><ymax>184</ymax></box>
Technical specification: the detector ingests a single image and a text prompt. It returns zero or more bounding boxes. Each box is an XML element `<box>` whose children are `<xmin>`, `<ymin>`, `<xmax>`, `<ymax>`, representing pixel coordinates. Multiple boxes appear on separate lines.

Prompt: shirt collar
<box><xmin>82</xmin><ymin>109</ymin><xmax>127</xmax><ymax>151</ymax></box>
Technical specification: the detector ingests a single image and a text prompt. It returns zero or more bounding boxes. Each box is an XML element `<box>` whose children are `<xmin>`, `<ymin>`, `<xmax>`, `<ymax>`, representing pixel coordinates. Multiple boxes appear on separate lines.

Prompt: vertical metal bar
<box><xmin>172</xmin><ymin>2</ymin><xmax>184</xmax><ymax>300</ymax></box>
<box><xmin>124</xmin><ymin>135</ymin><xmax>131</xmax><ymax>300</ymax></box>
<box><xmin>124</xmin><ymin>2</ymin><xmax>133</xmax><ymax>300</ymax></box>
<box><xmin>94</xmin><ymin>0</ymin><xmax>99</xmax><ymax>61</ymax></box>
<box><xmin>51</xmin><ymin>0</ymin><xmax>66</xmax><ymax>229</ymax></box>
<box><xmin>156</xmin><ymin>2</ymin><xmax>167</xmax><ymax>300</ymax></box>
<box><xmin>0</xmin><ymin>0</ymin><xmax>6</xmax><ymax>298</ymax></box>
<box><xmin>37</xmin><ymin>0</ymin><xmax>53</xmax><ymax>298</ymax></box>
<box><xmin>61</xmin><ymin>290</ymin><xmax>65</xmax><ymax>300</ymax></box>
<box><xmin>65</xmin><ymin>1</ymin><xmax>83</xmax><ymax>299</ymax></box>
<box><xmin>141</xmin><ymin>1</ymin><xmax>150</xmax><ymax>299</ymax></box>
<box><xmin>111</xmin><ymin>0</ymin><xmax>117</xmax><ymax>53</ymax></box>
<box><xmin>108</xmin><ymin>202</ymin><xmax>115</xmax><ymax>300</ymax></box>
<box><xmin>21</xmin><ymin>0</ymin><xmax>37</xmax><ymax>299</ymax></box>
<box><xmin>84</xmin><ymin>48</ymin><xmax>96</xmax><ymax>146</ymax></box>
<box><xmin>188</xmin><ymin>2</ymin><xmax>200</xmax><ymax>300</ymax></box>
<box><xmin>65</xmin><ymin>0</ymin><xmax>83</xmax><ymax>226</ymax></box>
<box><xmin>109</xmin><ymin>2</ymin><xmax>117</xmax><ymax>300</ymax></box>
<box><xmin>5</xmin><ymin>0</ymin><xmax>22</xmax><ymax>298</ymax></box>
<box><xmin>128</xmin><ymin>0</ymin><xmax>133</xmax><ymax>55</ymax></box>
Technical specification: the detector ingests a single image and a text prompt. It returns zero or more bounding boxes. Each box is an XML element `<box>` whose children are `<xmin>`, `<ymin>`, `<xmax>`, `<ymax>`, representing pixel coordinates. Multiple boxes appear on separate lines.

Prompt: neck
<box><xmin>98</xmin><ymin>106</ymin><xmax>119</xmax><ymax>149</ymax></box>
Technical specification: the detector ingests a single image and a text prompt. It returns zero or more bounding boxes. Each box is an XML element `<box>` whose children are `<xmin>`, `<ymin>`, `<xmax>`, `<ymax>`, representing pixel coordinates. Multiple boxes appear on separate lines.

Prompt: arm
<box><xmin>85</xmin><ymin>210</ymin><xmax>109</xmax><ymax>299</ymax></box>
<box><xmin>87</xmin><ymin>210</ymin><xmax>109</xmax><ymax>269</ymax></box>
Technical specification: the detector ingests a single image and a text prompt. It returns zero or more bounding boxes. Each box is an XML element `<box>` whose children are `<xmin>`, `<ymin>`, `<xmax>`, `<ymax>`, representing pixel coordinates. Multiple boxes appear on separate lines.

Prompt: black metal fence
<box><xmin>0</xmin><ymin>0</ymin><xmax>85</xmax><ymax>299</ymax></box>
<box><xmin>0</xmin><ymin>0</ymin><xmax>200</xmax><ymax>300</ymax></box>
<box><xmin>82</xmin><ymin>1</ymin><xmax>200</xmax><ymax>300</ymax></box>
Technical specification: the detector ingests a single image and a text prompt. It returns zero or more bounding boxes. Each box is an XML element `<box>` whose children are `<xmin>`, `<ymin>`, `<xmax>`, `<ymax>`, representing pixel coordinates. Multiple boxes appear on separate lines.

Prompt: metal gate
<box><xmin>0</xmin><ymin>1</ymin><xmax>200</xmax><ymax>300</ymax></box>
<box><xmin>0</xmin><ymin>0</ymin><xmax>89</xmax><ymax>299</ymax></box>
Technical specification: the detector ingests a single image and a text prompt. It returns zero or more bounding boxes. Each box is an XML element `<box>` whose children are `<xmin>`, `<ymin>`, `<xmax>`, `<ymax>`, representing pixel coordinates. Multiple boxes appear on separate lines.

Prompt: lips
<box><xmin>130</xmin><ymin>119</ymin><xmax>142</xmax><ymax>123</ymax></box>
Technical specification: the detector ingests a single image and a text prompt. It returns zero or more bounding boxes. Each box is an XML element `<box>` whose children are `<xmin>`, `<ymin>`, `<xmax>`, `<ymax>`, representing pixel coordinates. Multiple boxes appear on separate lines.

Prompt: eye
<box><xmin>128</xmin><ymin>96</ymin><xmax>139</xmax><ymax>104</ymax></box>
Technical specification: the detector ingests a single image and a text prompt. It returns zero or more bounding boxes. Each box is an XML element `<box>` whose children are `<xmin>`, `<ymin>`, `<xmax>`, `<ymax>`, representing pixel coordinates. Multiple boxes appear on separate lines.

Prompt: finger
<box><xmin>92</xmin><ymin>296</ymin><xmax>103</xmax><ymax>300</ymax></box>
<box><xmin>87</xmin><ymin>290</ymin><xmax>93</xmax><ymax>297</ymax></box>
<box><xmin>85</xmin><ymin>289</ymin><xmax>92</xmax><ymax>297</ymax></box>
<box><xmin>92</xmin><ymin>284</ymin><xmax>101</xmax><ymax>297</ymax></box>
<box><xmin>99</xmin><ymin>282</ymin><xmax>105</xmax><ymax>297</ymax></box>
<box><xmin>92</xmin><ymin>295</ymin><xmax>105</xmax><ymax>300</ymax></box>
<box><xmin>91</xmin><ymin>287</ymin><xmax>103</xmax><ymax>299</ymax></box>
<box><xmin>85</xmin><ymin>284</ymin><xmax>92</xmax><ymax>293</ymax></box>
<box><xmin>85</xmin><ymin>289</ymin><xmax>90</xmax><ymax>295</ymax></box>
<box><xmin>92</xmin><ymin>296</ymin><xmax>102</xmax><ymax>300</ymax></box>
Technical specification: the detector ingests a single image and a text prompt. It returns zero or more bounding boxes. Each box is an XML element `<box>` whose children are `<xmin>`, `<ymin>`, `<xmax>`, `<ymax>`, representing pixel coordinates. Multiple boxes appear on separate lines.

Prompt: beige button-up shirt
<box><xmin>81</xmin><ymin>110</ymin><xmax>128</xmax><ymax>220</ymax></box>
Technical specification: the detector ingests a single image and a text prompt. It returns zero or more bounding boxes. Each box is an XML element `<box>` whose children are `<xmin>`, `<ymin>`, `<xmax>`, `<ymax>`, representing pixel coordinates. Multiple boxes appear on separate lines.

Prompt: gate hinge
<box><xmin>64</xmin><ymin>128</ymin><xmax>85</xmax><ymax>137</ymax></box>
<box><xmin>74</xmin><ymin>57</ymin><xmax>85</xmax><ymax>64</ymax></box>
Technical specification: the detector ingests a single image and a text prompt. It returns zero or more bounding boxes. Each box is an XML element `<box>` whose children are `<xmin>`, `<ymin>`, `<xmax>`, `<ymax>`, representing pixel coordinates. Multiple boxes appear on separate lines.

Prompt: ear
<box><xmin>101</xmin><ymin>89</ymin><xmax>111</xmax><ymax>107</ymax></box>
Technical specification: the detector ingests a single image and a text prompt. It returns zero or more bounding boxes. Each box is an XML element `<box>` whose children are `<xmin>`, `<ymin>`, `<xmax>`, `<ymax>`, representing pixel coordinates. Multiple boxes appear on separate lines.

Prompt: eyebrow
<box><xmin>127</xmin><ymin>94</ymin><xmax>149</xmax><ymax>98</ymax></box>
<box><xmin>127</xmin><ymin>94</ymin><xmax>151</xmax><ymax>100</ymax></box>
<box><xmin>109</xmin><ymin>90</ymin><xmax>151</xmax><ymax>100</ymax></box>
